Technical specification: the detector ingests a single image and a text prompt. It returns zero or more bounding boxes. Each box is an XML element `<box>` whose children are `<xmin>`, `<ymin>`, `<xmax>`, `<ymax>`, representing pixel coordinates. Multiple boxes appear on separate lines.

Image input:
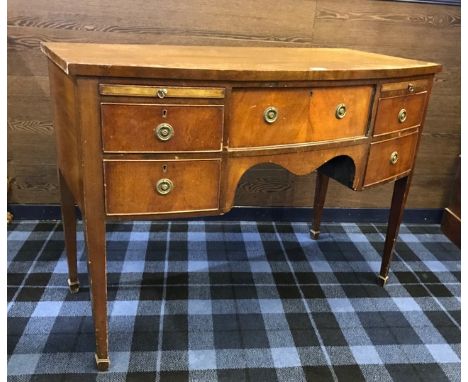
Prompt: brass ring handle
<box><xmin>264</xmin><ymin>106</ymin><xmax>278</xmax><ymax>124</ymax></box>
<box><xmin>408</xmin><ymin>83</ymin><xmax>415</xmax><ymax>93</ymax></box>
<box><xmin>156</xmin><ymin>178</ymin><xmax>173</xmax><ymax>195</ymax></box>
<box><xmin>335</xmin><ymin>103</ymin><xmax>347</xmax><ymax>119</ymax></box>
<box><xmin>398</xmin><ymin>108</ymin><xmax>407</xmax><ymax>123</ymax></box>
<box><xmin>154</xmin><ymin>123</ymin><xmax>174</xmax><ymax>141</ymax></box>
<box><xmin>390</xmin><ymin>151</ymin><xmax>399</xmax><ymax>165</ymax></box>
<box><xmin>157</xmin><ymin>88</ymin><xmax>168</xmax><ymax>98</ymax></box>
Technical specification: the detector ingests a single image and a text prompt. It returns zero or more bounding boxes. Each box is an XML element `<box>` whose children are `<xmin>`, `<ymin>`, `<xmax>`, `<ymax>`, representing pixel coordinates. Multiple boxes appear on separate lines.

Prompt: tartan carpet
<box><xmin>7</xmin><ymin>220</ymin><xmax>460</xmax><ymax>381</ymax></box>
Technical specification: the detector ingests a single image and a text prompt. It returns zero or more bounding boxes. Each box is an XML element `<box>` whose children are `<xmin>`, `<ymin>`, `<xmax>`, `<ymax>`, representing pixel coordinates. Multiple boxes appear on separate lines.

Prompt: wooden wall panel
<box><xmin>7</xmin><ymin>0</ymin><xmax>460</xmax><ymax>208</ymax></box>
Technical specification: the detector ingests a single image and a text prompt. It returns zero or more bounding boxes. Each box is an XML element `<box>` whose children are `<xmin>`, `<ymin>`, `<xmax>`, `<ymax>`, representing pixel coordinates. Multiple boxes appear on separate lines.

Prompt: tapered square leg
<box><xmin>75</xmin><ymin>78</ymin><xmax>110</xmax><ymax>370</ymax></box>
<box><xmin>83</xmin><ymin>213</ymin><xmax>109</xmax><ymax>371</ymax></box>
<box><xmin>59</xmin><ymin>171</ymin><xmax>80</xmax><ymax>294</ymax></box>
<box><xmin>310</xmin><ymin>172</ymin><xmax>329</xmax><ymax>240</ymax></box>
<box><xmin>378</xmin><ymin>176</ymin><xmax>412</xmax><ymax>286</ymax></box>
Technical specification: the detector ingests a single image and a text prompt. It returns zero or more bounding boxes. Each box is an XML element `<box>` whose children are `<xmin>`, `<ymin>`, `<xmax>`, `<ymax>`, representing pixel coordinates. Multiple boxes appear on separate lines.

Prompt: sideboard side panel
<box><xmin>47</xmin><ymin>61</ymin><xmax>82</xmax><ymax>206</ymax></box>
<box><xmin>75</xmin><ymin>77</ymin><xmax>105</xmax><ymax>218</ymax></box>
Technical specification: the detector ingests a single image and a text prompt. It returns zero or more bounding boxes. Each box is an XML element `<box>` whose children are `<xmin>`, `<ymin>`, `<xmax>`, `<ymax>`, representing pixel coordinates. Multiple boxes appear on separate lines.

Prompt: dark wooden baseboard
<box><xmin>7</xmin><ymin>204</ymin><xmax>443</xmax><ymax>224</ymax></box>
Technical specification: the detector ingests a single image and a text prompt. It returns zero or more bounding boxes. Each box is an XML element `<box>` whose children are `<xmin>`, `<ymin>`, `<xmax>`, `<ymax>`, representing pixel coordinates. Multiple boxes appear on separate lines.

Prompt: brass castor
<box><xmin>95</xmin><ymin>354</ymin><xmax>110</xmax><ymax>371</ymax></box>
<box><xmin>310</xmin><ymin>229</ymin><xmax>320</xmax><ymax>240</ymax></box>
<box><xmin>377</xmin><ymin>274</ymin><xmax>389</xmax><ymax>287</ymax></box>
<box><xmin>67</xmin><ymin>278</ymin><xmax>80</xmax><ymax>294</ymax></box>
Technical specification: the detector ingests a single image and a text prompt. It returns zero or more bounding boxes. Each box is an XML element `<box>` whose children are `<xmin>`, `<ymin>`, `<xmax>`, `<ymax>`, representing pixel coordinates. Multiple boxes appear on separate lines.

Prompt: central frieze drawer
<box><xmin>104</xmin><ymin>159</ymin><xmax>221</xmax><ymax>215</ymax></box>
<box><xmin>229</xmin><ymin>86</ymin><xmax>373</xmax><ymax>148</ymax></box>
<box><xmin>101</xmin><ymin>103</ymin><xmax>224</xmax><ymax>152</ymax></box>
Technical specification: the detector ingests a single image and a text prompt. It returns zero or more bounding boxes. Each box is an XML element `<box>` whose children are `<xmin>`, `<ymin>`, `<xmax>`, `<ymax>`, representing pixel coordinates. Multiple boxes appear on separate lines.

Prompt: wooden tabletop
<box><xmin>41</xmin><ymin>43</ymin><xmax>442</xmax><ymax>81</ymax></box>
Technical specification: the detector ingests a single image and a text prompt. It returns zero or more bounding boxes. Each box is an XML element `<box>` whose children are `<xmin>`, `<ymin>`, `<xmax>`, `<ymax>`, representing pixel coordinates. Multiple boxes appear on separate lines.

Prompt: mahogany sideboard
<box><xmin>41</xmin><ymin>43</ymin><xmax>441</xmax><ymax>371</ymax></box>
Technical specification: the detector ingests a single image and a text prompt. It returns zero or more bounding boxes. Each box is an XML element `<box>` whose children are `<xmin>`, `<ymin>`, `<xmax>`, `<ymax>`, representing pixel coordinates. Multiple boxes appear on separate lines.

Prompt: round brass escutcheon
<box><xmin>156</xmin><ymin>178</ymin><xmax>174</xmax><ymax>195</ymax></box>
<box><xmin>390</xmin><ymin>151</ymin><xmax>399</xmax><ymax>165</ymax></box>
<box><xmin>157</xmin><ymin>88</ymin><xmax>168</xmax><ymax>98</ymax></box>
<box><xmin>408</xmin><ymin>83</ymin><xmax>415</xmax><ymax>93</ymax></box>
<box><xmin>398</xmin><ymin>108</ymin><xmax>407</xmax><ymax>123</ymax></box>
<box><xmin>263</xmin><ymin>106</ymin><xmax>278</xmax><ymax>124</ymax></box>
<box><xmin>335</xmin><ymin>103</ymin><xmax>347</xmax><ymax>119</ymax></box>
<box><xmin>155</xmin><ymin>123</ymin><xmax>174</xmax><ymax>141</ymax></box>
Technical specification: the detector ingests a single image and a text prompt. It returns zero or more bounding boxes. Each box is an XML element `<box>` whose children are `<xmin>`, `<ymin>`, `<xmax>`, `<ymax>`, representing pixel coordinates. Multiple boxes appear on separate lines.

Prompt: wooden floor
<box><xmin>7</xmin><ymin>0</ymin><xmax>460</xmax><ymax>208</ymax></box>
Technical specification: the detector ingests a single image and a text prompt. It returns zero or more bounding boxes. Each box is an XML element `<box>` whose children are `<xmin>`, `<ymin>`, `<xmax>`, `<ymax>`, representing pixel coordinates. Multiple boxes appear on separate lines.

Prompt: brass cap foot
<box><xmin>310</xmin><ymin>229</ymin><xmax>320</xmax><ymax>240</ymax></box>
<box><xmin>377</xmin><ymin>274</ymin><xmax>389</xmax><ymax>287</ymax></box>
<box><xmin>67</xmin><ymin>278</ymin><xmax>80</xmax><ymax>294</ymax></box>
<box><xmin>95</xmin><ymin>354</ymin><xmax>110</xmax><ymax>371</ymax></box>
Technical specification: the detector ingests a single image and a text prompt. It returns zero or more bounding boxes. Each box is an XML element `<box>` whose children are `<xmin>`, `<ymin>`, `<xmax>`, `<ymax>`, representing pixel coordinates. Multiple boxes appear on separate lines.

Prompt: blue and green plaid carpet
<box><xmin>7</xmin><ymin>220</ymin><xmax>460</xmax><ymax>381</ymax></box>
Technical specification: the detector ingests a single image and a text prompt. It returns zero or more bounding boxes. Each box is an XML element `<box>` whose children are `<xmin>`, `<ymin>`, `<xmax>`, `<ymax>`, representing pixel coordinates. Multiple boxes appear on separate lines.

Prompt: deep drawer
<box><xmin>373</xmin><ymin>92</ymin><xmax>427</xmax><ymax>136</ymax></box>
<box><xmin>101</xmin><ymin>103</ymin><xmax>223</xmax><ymax>152</ymax></box>
<box><xmin>104</xmin><ymin>159</ymin><xmax>221</xmax><ymax>215</ymax></box>
<box><xmin>229</xmin><ymin>86</ymin><xmax>373</xmax><ymax>148</ymax></box>
<box><xmin>364</xmin><ymin>132</ymin><xmax>418</xmax><ymax>187</ymax></box>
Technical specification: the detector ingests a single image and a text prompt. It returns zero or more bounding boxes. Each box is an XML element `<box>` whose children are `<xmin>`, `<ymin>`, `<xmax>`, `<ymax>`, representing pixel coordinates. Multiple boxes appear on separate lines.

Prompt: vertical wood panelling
<box><xmin>7</xmin><ymin>0</ymin><xmax>459</xmax><ymax>208</ymax></box>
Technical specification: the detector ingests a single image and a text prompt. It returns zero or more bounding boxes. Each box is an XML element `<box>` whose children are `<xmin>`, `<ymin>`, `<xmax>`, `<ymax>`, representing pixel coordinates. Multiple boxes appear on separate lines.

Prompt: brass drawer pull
<box><xmin>408</xmin><ymin>83</ymin><xmax>415</xmax><ymax>93</ymax></box>
<box><xmin>154</xmin><ymin>123</ymin><xmax>174</xmax><ymax>141</ymax></box>
<box><xmin>398</xmin><ymin>108</ymin><xmax>407</xmax><ymax>123</ymax></box>
<box><xmin>156</xmin><ymin>178</ymin><xmax>173</xmax><ymax>195</ymax></box>
<box><xmin>335</xmin><ymin>103</ymin><xmax>347</xmax><ymax>119</ymax></box>
<box><xmin>390</xmin><ymin>151</ymin><xmax>399</xmax><ymax>165</ymax></box>
<box><xmin>157</xmin><ymin>88</ymin><xmax>168</xmax><ymax>98</ymax></box>
<box><xmin>264</xmin><ymin>106</ymin><xmax>278</xmax><ymax>124</ymax></box>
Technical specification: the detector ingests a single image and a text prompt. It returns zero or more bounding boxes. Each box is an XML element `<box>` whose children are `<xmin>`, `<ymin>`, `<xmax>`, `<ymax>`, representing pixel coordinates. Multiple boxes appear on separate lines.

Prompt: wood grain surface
<box><xmin>364</xmin><ymin>132</ymin><xmax>419</xmax><ymax>187</ymax></box>
<box><xmin>104</xmin><ymin>159</ymin><xmax>221</xmax><ymax>215</ymax></box>
<box><xmin>229</xmin><ymin>86</ymin><xmax>372</xmax><ymax>148</ymax></box>
<box><xmin>7</xmin><ymin>0</ymin><xmax>460</xmax><ymax>208</ymax></box>
<box><xmin>40</xmin><ymin>43</ymin><xmax>441</xmax><ymax>80</ymax></box>
<box><xmin>373</xmin><ymin>92</ymin><xmax>427</xmax><ymax>136</ymax></box>
<box><xmin>101</xmin><ymin>103</ymin><xmax>224</xmax><ymax>152</ymax></box>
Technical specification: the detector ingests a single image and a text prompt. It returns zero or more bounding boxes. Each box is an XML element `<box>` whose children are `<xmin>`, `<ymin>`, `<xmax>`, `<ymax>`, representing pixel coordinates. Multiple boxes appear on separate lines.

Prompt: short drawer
<box><xmin>364</xmin><ymin>133</ymin><xmax>418</xmax><ymax>187</ymax></box>
<box><xmin>380</xmin><ymin>79</ymin><xmax>430</xmax><ymax>98</ymax></box>
<box><xmin>101</xmin><ymin>103</ymin><xmax>223</xmax><ymax>152</ymax></box>
<box><xmin>104</xmin><ymin>159</ymin><xmax>220</xmax><ymax>215</ymax></box>
<box><xmin>373</xmin><ymin>92</ymin><xmax>426</xmax><ymax>136</ymax></box>
<box><xmin>99</xmin><ymin>84</ymin><xmax>225</xmax><ymax>99</ymax></box>
<box><xmin>229</xmin><ymin>86</ymin><xmax>372</xmax><ymax>148</ymax></box>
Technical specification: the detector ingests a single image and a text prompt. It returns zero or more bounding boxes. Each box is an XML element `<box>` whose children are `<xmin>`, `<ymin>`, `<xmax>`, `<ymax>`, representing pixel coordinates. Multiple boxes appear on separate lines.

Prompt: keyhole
<box><xmin>162</xmin><ymin>164</ymin><xmax>168</xmax><ymax>173</ymax></box>
<box><xmin>162</xmin><ymin>109</ymin><xmax>168</xmax><ymax>118</ymax></box>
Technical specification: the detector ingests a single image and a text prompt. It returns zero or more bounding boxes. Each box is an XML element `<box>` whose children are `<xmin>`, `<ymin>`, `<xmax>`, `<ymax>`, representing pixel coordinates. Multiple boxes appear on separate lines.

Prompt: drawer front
<box><xmin>100</xmin><ymin>84</ymin><xmax>225</xmax><ymax>99</ymax></box>
<box><xmin>308</xmin><ymin>86</ymin><xmax>373</xmax><ymax>142</ymax></box>
<box><xmin>101</xmin><ymin>103</ymin><xmax>223</xmax><ymax>152</ymax></box>
<box><xmin>380</xmin><ymin>79</ymin><xmax>429</xmax><ymax>97</ymax></box>
<box><xmin>373</xmin><ymin>92</ymin><xmax>426</xmax><ymax>136</ymax></box>
<box><xmin>364</xmin><ymin>133</ymin><xmax>418</xmax><ymax>187</ymax></box>
<box><xmin>229</xmin><ymin>86</ymin><xmax>372</xmax><ymax>148</ymax></box>
<box><xmin>104</xmin><ymin>159</ymin><xmax>220</xmax><ymax>215</ymax></box>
